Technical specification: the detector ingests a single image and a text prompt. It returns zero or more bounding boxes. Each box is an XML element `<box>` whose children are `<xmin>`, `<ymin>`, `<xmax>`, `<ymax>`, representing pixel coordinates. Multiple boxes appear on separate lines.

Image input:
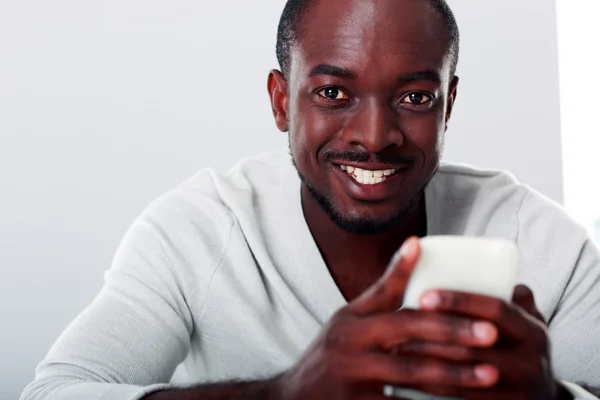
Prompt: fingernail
<box><xmin>400</xmin><ymin>237</ymin><xmax>417</xmax><ymax>258</ymax></box>
<box><xmin>391</xmin><ymin>239</ymin><xmax>413</xmax><ymax>265</ymax></box>
<box><xmin>474</xmin><ymin>364</ymin><xmax>498</xmax><ymax>384</ymax></box>
<box><xmin>420</xmin><ymin>291</ymin><xmax>441</xmax><ymax>309</ymax></box>
<box><xmin>472</xmin><ymin>322</ymin><xmax>496</xmax><ymax>342</ymax></box>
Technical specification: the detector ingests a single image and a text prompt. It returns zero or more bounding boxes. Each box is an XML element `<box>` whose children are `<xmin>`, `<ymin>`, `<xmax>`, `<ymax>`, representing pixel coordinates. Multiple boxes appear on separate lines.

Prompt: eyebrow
<box><xmin>308</xmin><ymin>64</ymin><xmax>355</xmax><ymax>79</ymax></box>
<box><xmin>307</xmin><ymin>65</ymin><xmax>442</xmax><ymax>86</ymax></box>
<box><xmin>398</xmin><ymin>70</ymin><xmax>442</xmax><ymax>85</ymax></box>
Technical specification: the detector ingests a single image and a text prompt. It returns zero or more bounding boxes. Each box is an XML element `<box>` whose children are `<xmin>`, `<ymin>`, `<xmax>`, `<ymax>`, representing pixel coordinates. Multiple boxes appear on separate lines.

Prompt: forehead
<box><xmin>292</xmin><ymin>0</ymin><xmax>451</xmax><ymax>80</ymax></box>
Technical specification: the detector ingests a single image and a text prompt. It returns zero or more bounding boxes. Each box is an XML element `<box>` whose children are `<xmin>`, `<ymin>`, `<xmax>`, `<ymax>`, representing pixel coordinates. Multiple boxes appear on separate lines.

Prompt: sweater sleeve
<box><xmin>550</xmin><ymin>239</ymin><xmax>600</xmax><ymax>390</ymax></box>
<box><xmin>20</xmin><ymin>215</ymin><xmax>195</xmax><ymax>400</ymax></box>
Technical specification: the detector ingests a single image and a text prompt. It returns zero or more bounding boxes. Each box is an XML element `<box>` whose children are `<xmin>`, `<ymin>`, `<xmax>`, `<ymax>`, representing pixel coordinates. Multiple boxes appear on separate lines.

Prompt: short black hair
<box><xmin>276</xmin><ymin>0</ymin><xmax>460</xmax><ymax>79</ymax></box>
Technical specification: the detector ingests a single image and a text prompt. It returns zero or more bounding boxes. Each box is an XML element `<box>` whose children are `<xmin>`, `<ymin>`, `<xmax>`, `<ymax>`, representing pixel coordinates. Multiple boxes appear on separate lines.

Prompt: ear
<box><xmin>445</xmin><ymin>75</ymin><xmax>459</xmax><ymax>131</ymax></box>
<box><xmin>267</xmin><ymin>69</ymin><xmax>290</xmax><ymax>133</ymax></box>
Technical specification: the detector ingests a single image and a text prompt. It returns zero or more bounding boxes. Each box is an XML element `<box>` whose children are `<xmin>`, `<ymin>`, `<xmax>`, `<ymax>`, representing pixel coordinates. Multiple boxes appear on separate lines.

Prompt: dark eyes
<box><xmin>400</xmin><ymin>92</ymin><xmax>433</xmax><ymax>105</ymax></box>
<box><xmin>316</xmin><ymin>87</ymin><xmax>433</xmax><ymax>106</ymax></box>
<box><xmin>317</xmin><ymin>87</ymin><xmax>350</xmax><ymax>101</ymax></box>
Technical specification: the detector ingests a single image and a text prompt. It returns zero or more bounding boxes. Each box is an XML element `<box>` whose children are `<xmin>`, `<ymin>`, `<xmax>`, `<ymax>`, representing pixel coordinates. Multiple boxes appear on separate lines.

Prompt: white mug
<box><xmin>402</xmin><ymin>236</ymin><xmax>520</xmax><ymax>309</ymax></box>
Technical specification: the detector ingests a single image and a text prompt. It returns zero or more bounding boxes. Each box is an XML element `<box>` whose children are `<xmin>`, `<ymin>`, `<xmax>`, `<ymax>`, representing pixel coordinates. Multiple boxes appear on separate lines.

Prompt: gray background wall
<box><xmin>0</xmin><ymin>1</ymin><xmax>563</xmax><ymax>398</ymax></box>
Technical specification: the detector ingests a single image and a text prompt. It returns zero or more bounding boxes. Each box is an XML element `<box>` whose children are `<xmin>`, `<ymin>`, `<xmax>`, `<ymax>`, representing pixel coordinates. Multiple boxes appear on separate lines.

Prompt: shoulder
<box><xmin>434</xmin><ymin>162</ymin><xmax>586</xmax><ymax>239</ymax></box>
<box><xmin>429</xmin><ymin>163</ymin><xmax>529</xmax><ymax>237</ymax></box>
<box><xmin>434</xmin><ymin>162</ymin><xmax>530</xmax><ymax>218</ymax></box>
<box><xmin>433</xmin><ymin>163</ymin><xmax>594</xmax><ymax>320</ymax></box>
<box><xmin>435</xmin><ymin>162</ymin><xmax>523</xmax><ymax>194</ymax></box>
<box><xmin>432</xmin><ymin>161</ymin><xmax>588</xmax><ymax>267</ymax></box>
<box><xmin>139</xmin><ymin>149</ymin><xmax>292</xmax><ymax>234</ymax></box>
<box><xmin>123</xmin><ymin>149</ymin><xmax>294</xmax><ymax>264</ymax></box>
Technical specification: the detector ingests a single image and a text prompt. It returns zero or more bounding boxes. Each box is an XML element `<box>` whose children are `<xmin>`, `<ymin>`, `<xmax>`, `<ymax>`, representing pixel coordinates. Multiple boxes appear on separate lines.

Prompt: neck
<box><xmin>301</xmin><ymin>187</ymin><xmax>427</xmax><ymax>279</ymax></box>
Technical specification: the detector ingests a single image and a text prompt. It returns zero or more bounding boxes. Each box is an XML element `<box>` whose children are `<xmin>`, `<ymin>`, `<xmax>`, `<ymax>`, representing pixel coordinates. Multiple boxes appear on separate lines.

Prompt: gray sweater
<box><xmin>21</xmin><ymin>150</ymin><xmax>600</xmax><ymax>399</ymax></box>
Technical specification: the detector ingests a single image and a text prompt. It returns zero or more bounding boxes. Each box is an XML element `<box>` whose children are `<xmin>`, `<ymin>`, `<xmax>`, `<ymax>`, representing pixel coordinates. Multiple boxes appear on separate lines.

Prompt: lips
<box><xmin>330</xmin><ymin>162</ymin><xmax>412</xmax><ymax>202</ymax></box>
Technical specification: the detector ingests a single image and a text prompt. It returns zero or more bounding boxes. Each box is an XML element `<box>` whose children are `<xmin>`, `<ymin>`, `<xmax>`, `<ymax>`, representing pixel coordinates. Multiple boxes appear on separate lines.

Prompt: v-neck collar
<box><xmin>285</xmin><ymin>173</ymin><xmax>440</xmax><ymax>319</ymax></box>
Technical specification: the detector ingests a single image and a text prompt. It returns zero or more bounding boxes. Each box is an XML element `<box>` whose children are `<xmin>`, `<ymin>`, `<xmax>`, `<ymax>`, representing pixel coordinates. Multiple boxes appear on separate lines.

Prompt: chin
<box><xmin>333</xmin><ymin>203</ymin><xmax>409</xmax><ymax>234</ymax></box>
<box><xmin>334</xmin><ymin>215</ymin><xmax>404</xmax><ymax>235</ymax></box>
<box><xmin>308</xmin><ymin>183</ymin><xmax>417</xmax><ymax>235</ymax></box>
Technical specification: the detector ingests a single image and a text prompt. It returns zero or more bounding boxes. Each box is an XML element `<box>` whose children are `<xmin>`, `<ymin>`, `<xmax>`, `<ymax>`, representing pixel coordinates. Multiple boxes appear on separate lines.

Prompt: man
<box><xmin>21</xmin><ymin>0</ymin><xmax>600</xmax><ymax>399</ymax></box>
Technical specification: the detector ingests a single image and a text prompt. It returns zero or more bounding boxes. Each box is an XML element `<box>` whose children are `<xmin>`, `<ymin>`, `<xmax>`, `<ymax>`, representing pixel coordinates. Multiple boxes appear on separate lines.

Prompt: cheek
<box><xmin>290</xmin><ymin>104</ymin><xmax>340</xmax><ymax>168</ymax></box>
<box><xmin>288</xmin><ymin>100</ymin><xmax>311</xmax><ymax>167</ymax></box>
<box><xmin>400</xmin><ymin>113</ymin><xmax>445</xmax><ymax>156</ymax></box>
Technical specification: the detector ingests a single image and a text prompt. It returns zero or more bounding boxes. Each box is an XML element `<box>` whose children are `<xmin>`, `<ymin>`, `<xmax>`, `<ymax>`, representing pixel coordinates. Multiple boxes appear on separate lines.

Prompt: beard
<box><xmin>289</xmin><ymin>144</ymin><xmax>429</xmax><ymax>236</ymax></box>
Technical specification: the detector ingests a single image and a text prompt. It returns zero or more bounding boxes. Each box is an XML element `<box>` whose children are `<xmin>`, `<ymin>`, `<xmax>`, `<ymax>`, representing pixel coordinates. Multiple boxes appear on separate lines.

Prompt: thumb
<box><xmin>347</xmin><ymin>237</ymin><xmax>421</xmax><ymax>316</ymax></box>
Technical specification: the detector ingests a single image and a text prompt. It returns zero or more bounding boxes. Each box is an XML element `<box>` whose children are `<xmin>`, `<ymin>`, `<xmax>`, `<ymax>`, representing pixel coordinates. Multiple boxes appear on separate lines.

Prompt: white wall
<box><xmin>444</xmin><ymin>0</ymin><xmax>563</xmax><ymax>203</ymax></box>
<box><xmin>0</xmin><ymin>1</ymin><xmax>563</xmax><ymax>398</ymax></box>
<box><xmin>556</xmin><ymin>0</ymin><xmax>600</xmax><ymax>229</ymax></box>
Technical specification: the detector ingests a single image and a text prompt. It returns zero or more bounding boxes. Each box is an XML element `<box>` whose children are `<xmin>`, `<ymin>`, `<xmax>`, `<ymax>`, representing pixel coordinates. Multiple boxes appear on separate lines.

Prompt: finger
<box><xmin>397</xmin><ymin>341</ymin><xmax>548</xmax><ymax>389</ymax></box>
<box><xmin>355</xmin><ymin>310</ymin><xmax>498</xmax><ymax>351</ymax></box>
<box><xmin>512</xmin><ymin>285</ymin><xmax>546</xmax><ymax>324</ymax></box>
<box><xmin>398</xmin><ymin>341</ymin><xmax>480</xmax><ymax>362</ymax></box>
<box><xmin>345</xmin><ymin>353</ymin><xmax>499</xmax><ymax>388</ymax></box>
<box><xmin>347</xmin><ymin>237</ymin><xmax>421</xmax><ymax>316</ymax></box>
<box><xmin>419</xmin><ymin>290</ymin><xmax>541</xmax><ymax>341</ymax></box>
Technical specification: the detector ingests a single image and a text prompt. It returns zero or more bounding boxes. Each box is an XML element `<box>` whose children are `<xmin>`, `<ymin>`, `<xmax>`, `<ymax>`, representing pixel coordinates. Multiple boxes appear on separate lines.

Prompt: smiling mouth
<box><xmin>338</xmin><ymin>164</ymin><xmax>404</xmax><ymax>185</ymax></box>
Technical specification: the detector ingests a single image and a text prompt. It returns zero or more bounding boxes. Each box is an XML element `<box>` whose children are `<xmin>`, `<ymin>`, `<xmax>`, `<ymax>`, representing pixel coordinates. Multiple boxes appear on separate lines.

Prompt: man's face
<box><xmin>270</xmin><ymin>0</ymin><xmax>458</xmax><ymax>234</ymax></box>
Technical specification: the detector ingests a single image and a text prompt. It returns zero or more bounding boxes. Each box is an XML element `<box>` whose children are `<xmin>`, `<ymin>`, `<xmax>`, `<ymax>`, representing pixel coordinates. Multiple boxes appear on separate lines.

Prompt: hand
<box><xmin>399</xmin><ymin>286</ymin><xmax>566</xmax><ymax>400</ymax></box>
<box><xmin>273</xmin><ymin>238</ymin><xmax>500</xmax><ymax>400</ymax></box>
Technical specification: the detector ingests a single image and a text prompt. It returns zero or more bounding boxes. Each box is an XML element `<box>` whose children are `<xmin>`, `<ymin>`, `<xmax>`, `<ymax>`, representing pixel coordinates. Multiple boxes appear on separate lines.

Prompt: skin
<box><xmin>268</xmin><ymin>0</ymin><xmax>457</xmax><ymax>301</ymax></box>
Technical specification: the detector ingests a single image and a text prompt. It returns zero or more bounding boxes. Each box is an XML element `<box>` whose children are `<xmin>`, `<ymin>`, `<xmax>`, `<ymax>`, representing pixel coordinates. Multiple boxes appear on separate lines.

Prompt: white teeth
<box><xmin>340</xmin><ymin>165</ymin><xmax>398</xmax><ymax>185</ymax></box>
<box><xmin>352</xmin><ymin>174</ymin><xmax>386</xmax><ymax>185</ymax></box>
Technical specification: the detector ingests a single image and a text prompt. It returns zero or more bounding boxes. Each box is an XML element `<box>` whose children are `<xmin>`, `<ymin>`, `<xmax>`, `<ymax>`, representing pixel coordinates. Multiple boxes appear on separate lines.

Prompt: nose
<box><xmin>341</xmin><ymin>98</ymin><xmax>404</xmax><ymax>152</ymax></box>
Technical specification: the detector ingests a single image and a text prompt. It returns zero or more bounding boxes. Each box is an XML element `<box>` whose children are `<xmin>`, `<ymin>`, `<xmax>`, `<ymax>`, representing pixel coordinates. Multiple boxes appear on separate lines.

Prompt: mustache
<box><xmin>323</xmin><ymin>150</ymin><xmax>415</xmax><ymax>165</ymax></box>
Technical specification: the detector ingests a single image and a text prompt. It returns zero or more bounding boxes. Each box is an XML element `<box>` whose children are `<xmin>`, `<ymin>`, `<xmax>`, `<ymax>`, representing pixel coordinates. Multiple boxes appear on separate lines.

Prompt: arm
<box><xmin>514</xmin><ymin>192</ymin><xmax>600</xmax><ymax>397</ymax></box>
<box><xmin>549</xmin><ymin>239</ymin><xmax>600</xmax><ymax>398</ymax></box>
<box><xmin>20</xmin><ymin>217</ymin><xmax>195</xmax><ymax>400</ymax></box>
<box><xmin>142</xmin><ymin>378</ymin><xmax>281</xmax><ymax>400</ymax></box>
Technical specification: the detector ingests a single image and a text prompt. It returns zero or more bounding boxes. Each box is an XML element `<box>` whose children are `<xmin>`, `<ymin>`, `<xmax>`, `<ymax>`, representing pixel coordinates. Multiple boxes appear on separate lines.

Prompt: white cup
<box><xmin>402</xmin><ymin>236</ymin><xmax>520</xmax><ymax>309</ymax></box>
